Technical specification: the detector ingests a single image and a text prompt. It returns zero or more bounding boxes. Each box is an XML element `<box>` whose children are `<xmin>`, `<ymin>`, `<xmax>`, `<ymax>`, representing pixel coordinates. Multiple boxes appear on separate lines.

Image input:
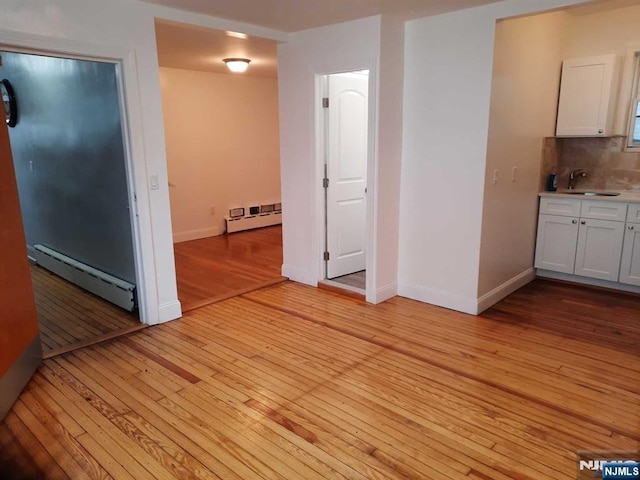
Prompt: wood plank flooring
<box><xmin>31</xmin><ymin>265</ymin><xmax>140</xmax><ymax>356</ymax></box>
<box><xmin>1</xmin><ymin>279</ymin><xmax>638</xmax><ymax>479</ymax></box>
<box><xmin>173</xmin><ymin>226</ymin><xmax>285</xmax><ymax>312</ymax></box>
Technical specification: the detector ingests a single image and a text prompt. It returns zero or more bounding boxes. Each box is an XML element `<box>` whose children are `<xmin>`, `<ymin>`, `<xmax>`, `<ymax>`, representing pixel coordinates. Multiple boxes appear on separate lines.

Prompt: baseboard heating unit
<box><xmin>225</xmin><ymin>211</ymin><xmax>282</xmax><ymax>234</ymax></box>
<box><xmin>33</xmin><ymin>244</ymin><xmax>136</xmax><ymax>312</ymax></box>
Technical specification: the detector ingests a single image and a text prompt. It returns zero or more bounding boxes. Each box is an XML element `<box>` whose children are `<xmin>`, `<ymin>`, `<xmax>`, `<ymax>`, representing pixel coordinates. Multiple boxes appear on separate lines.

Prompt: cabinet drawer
<box><xmin>627</xmin><ymin>204</ymin><xmax>640</xmax><ymax>223</ymax></box>
<box><xmin>580</xmin><ymin>200</ymin><xmax>627</xmax><ymax>222</ymax></box>
<box><xmin>539</xmin><ymin>197</ymin><xmax>581</xmax><ymax>217</ymax></box>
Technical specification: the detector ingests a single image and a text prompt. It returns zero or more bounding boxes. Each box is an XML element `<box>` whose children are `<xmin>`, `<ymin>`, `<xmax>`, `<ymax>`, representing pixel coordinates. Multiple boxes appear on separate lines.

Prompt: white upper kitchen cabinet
<box><xmin>556</xmin><ymin>54</ymin><xmax>619</xmax><ymax>137</ymax></box>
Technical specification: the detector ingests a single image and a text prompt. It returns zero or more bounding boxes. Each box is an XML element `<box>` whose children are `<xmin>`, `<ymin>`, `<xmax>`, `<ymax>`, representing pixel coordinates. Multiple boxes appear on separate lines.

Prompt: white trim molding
<box><xmin>367</xmin><ymin>282</ymin><xmax>397</xmax><ymax>304</ymax></box>
<box><xmin>476</xmin><ymin>268</ymin><xmax>536</xmax><ymax>314</ymax></box>
<box><xmin>281</xmin><ymin>264</ymin><xmax>315</xmax><ymax>286</ymax></box>
<box><xmin>158</xmin><ymin>300</ymin><xmax>182</xmax><ymax>324</ymax></box>
<box><xmin>173</xmin><ymin>227</ymin><xmax>222</xmax><ymax>244</ymax></box>
<box><xmin>398</xmin><ymin>283</ymin><xmax>478</xmax><ymax>315</ymax></box>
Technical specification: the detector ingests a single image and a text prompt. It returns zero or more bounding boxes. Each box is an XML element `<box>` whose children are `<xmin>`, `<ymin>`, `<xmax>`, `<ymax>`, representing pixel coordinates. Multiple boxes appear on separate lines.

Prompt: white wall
<box><xmin>371</xmin><ymin>15</ymin><xmax>404</xmax><ymax>302</ymax></box>
<box><xmin>477</xmin><ymin>11</ymin><xmax>569</xmax><ymax>307</ymax></box>
<box><xmin>160</xmin><ymin>67</ymin><xmax>281</xmax><ymax>242</ymax></box>
<box><xmin>0</xmin><ymin>0</ymin><xmax>286</xmax><ymax>324</ymax></box>
<box><xmin>398</xmin><ymin>0</ymin><xmax>589</xmax><ymax>314</ymax></box>
<box><xmin>277</xmin><ymin>16</ymin><xmax>381</xmax><ymax>288</ymax></box>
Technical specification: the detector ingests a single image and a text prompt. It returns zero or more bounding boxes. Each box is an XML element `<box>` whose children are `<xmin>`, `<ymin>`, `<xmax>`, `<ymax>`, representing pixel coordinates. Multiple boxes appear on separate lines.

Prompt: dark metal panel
<box><xmin>0</xmin><ymin>51</ymin><xmax>136</xmax><ymax>284</ymax></box>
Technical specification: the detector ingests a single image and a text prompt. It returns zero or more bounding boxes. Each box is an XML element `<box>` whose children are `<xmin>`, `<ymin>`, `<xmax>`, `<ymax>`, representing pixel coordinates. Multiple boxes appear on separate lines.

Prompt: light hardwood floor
<box><xmin>0</xmin><ymin>279</ymin><xmax>638</xmax><ymax>479</ymax></box>
<box><xmin>174</xmin><ymin>226</ymin><xmax>285</xmax><ymax>312</ymax></box>
<box><xmin>31</xmin><ymin>265</ymin><xmax>141</xmax><ymax>357</ymax></box>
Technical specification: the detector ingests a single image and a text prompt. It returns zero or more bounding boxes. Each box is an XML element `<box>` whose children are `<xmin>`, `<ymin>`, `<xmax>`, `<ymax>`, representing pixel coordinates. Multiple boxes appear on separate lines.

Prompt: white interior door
<box><xmin>326</xmin><ymin>71</ymin><xmax>368</xmax><ymax>279</ymax></box>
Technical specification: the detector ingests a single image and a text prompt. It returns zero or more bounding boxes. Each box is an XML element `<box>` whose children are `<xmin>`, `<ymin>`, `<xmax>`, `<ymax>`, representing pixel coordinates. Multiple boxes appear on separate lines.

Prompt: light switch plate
<box><xmin>149</xmin><ymin>174</ymin><xmax>159</xmax><ymax>190</ymax></box>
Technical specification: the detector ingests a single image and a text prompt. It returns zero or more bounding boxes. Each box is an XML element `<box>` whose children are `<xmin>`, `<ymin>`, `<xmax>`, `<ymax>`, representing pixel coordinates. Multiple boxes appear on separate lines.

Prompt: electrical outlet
<box><xmin>493</xmin><ymin>169</ymin><xmax>499</xmax><ymax>185</ymax></box>
<box><xmin>210</xmin><ymin>206</ymin><xmax>216</xmax><ymax>215</ymax></box>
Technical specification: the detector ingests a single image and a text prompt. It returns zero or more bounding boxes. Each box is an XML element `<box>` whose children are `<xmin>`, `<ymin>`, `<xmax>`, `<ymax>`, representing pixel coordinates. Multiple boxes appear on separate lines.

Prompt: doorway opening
<box><xmin>154</xmin><ymin>20</ymin><xmax>285</xmax><ymax>312</ymax></box>
<box><xmin>0</xmin><ymin>49</ymin><xmax>144</xmax><ymax>357</ymax></box>
<box><xmin>321</xmin><ymin>70</ymin><xmax>369</xmax><ymax>294</ymax></box>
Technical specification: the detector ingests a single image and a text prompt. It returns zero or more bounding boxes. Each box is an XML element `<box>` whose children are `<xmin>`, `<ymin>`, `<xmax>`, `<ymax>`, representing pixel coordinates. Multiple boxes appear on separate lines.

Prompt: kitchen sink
<box><xmin>563</xmin><ymin>191</ymin><xmax>621</xmax><ymax>196</ymax></box>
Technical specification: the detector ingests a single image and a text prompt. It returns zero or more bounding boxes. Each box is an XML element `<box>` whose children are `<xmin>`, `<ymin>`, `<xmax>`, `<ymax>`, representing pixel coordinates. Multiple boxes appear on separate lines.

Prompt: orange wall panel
<box><xmin>0</xmin><ymin>121</ymin><xmax>39</xmax><ymax>377</ymax></box>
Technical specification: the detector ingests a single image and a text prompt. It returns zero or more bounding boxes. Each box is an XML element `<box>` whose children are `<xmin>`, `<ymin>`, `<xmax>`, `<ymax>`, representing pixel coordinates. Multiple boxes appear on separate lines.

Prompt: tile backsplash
<box><xmin>542</xmin><ymin>136</ymin><xmax>640</xmax><ymax>192</ymax></box>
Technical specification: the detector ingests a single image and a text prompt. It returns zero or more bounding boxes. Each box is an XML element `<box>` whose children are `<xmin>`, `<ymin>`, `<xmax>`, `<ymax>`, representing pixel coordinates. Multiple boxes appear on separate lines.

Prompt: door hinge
<box><xmin>323</xmin><ymin>251</ymin><xmax>330</xmax><ymax>261</ymax></box>
<box><xmin>322</xmin><ymin>97</ymin><xmax>329</xmax><ymax>108</ymax></box>
<box><xmin>323</xmin><ymin>177</ymin><xmax>329</xmax><ymax>188</ymax></box>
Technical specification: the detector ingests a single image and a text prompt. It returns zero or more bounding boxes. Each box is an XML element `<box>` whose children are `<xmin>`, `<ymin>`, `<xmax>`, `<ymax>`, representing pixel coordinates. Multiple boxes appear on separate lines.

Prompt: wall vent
<box><xmin>225</xmin><ymin>211</ymin><xmax>282</xmax><ymax>234</ymax></box>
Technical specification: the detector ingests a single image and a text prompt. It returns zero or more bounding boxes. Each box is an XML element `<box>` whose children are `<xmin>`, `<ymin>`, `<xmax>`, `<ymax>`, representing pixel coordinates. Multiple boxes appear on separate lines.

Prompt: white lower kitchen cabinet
<box><xmin>620</xmin><ymin>223</ymin><xmax>640</xmax><ymax>286</ymax></box>
<box><xmin>574</xmin><ymin>219</ymin><xmax>625</xmax><ymax>281</ymax></box>
<box><xmin>534</xmin><ymin>214</ymin><xmax>579</xmax><ymax>274</ymax></box>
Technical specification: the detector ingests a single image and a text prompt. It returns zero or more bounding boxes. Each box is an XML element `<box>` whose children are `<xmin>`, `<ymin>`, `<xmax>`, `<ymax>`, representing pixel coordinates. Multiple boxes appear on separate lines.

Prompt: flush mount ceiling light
<box><xmin>223</xmin><ymin>58</ymin><xmax>251</xmax><ymax>73</ymax></box>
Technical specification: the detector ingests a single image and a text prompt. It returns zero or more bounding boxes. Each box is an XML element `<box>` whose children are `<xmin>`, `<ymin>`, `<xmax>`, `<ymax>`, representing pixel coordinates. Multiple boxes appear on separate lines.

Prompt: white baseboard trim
<box><xmin>398</xmin><ymin>283</ymin><xmax>478</xmax><ymax>315</ymax></box>
<box><xmin>537</xmin><ymin>269</ymin><xmax>640</xmax><ymax>293</ymax></box>
<box><xmin>158</xmin><ymin>300</ymin><xmax>182</xmax><ymax>324</ymax></box>
<box><xmin>476</xmin><ymin>268</ymin><xmax>536</xmax><ymax>314</ymax></box>
<box><xmin>173</xmin><ymin>227</ymin><xmax>221</xmax><ymax>244</ymax></box>
<box><xmin>367</xmin><ymin>282</ymin><xmax>397</xmax><ymax>304</ymax></box>
<box><xmin>281</xmin><ymin>264</ymin><xmax>316</xmax><ymax>287</ymax></box>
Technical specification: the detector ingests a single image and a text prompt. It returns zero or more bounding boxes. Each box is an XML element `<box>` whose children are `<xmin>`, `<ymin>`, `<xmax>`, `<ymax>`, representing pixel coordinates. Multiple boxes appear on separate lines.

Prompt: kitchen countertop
<box><xmin>539</xmin><ymin>190</ymin><xmax>640</xmax><ymax>204</ymax></box>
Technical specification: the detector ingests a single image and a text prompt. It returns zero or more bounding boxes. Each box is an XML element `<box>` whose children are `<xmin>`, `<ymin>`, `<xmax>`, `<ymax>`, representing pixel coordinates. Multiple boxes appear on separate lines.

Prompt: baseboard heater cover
<box><xmin>225</xmin><ymin>211</ymin><xmax>282</xmax><ymax>234</ymax></box>
<box><xmin>33</xmin><ymin>245</ymin><xmax>136</xmax><ymax>312</ymax></box>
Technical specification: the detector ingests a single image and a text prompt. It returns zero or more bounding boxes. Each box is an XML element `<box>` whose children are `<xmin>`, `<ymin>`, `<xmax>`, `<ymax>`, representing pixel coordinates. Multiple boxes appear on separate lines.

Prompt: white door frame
<box><xmin>0</xmin><ymin>29</ymin><xmax>157</xmax><ymax>325</ymax></box>
<box><xmin>315</xmin><ymin>65</ymin><xmax>378</xmax><ymax>302</ymax></box>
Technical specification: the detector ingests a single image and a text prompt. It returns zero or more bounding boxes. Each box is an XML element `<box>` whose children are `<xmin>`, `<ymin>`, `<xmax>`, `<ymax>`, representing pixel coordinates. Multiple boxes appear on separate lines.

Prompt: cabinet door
<box><xmin>620</xmin><ymin>223</ymin><xmax>640</xmax><ymax>286</ymax></box>
<box><xmin>556</xmin><ymin>54</ymin><xmax>617</xmax><ymax>137</ymax></box>
<box><xmin>534</xmin><ymin>214</ymin><xmax>579</xmax><ymax>274</ymax></box>
<box><xmin>574</xmin><ymin>219</ymin><xmax>624</xmax><ymax>281</ymax></box>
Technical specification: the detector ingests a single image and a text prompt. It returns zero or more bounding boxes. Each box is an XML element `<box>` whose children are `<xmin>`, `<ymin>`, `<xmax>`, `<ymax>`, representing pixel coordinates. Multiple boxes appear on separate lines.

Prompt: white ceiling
<box><xmin>153</xmin><ymin>0</ymin><xmax>620</xmax><ymax>77</ymax></box>
<box><xmin>153</xmin><ymin>0</ymin><xmax>504</xmax><ymax>77</ymax></box>
<box><xmin>146</xmin><ymin>0</ymin><xmax>504</xmax><ymax>33</ymax></box>
<box><xmin>155</xmin><ymin>20</ymin><xmax>278</xmax><ymax>78</ymax></box>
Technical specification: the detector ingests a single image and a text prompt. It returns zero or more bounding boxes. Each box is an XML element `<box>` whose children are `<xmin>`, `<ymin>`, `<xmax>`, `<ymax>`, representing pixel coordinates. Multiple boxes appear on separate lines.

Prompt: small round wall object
<box><xmin>1</xmin><ymin>79</ymin><xmax>17</xmax><ymax>127</ymax></box>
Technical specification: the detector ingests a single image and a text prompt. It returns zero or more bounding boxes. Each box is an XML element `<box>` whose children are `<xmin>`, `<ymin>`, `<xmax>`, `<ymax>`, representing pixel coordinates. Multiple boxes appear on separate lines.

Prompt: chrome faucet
<box><xmin>568</xmin><ymin>169</ymin><xmax>587</xmax><ymax>190</ymax></box>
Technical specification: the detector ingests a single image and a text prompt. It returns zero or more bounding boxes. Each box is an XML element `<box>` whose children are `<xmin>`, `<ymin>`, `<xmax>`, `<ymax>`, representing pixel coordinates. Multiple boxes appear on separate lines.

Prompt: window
<box><xmin>628</xmin><ymin>53</ymin><xmax>640</xmax><ymax>148</ymax></box>
<box><xmin>632</xmin><ymin>101</ymin><xmax>640</xmax><ymax>144</ymax></box>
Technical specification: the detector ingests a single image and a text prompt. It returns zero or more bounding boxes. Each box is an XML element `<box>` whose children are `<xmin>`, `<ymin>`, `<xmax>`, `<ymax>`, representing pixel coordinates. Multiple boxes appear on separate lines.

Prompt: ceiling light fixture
<box><xmin>226</xmin><ymin>31</ymin><xmax>248</xmax><ymax>39</ymax></box>
<box><xmin>223</xmin><ymin>58</ymin><xmax>251</xmax><ymax>73</ymax></box>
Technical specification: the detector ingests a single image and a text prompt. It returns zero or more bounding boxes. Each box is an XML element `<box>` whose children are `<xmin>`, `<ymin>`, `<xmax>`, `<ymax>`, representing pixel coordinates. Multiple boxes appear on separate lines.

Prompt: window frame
<box><xmin>627</xmin><ymin>53</ymin><xmax>640</xmax><ymax>149</ymax></box>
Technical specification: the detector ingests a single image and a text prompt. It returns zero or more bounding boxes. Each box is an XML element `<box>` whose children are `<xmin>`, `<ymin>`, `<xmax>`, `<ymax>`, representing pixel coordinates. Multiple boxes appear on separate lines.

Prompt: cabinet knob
<box><xmin>572</xmin><ymin>219</ymin><xmax>578</xmax><ymax>224</ymax></box>
<box><xmin>581</xmin><ymin>220</ymin><xmax>586</xmax><ymax>225</ymax></box>
<box><xmin>598</xmin><ymin>129</ymin><xmax>604</xmax><ymax>133</ymax></box>
<box><xmin>630</xmin><ymin>225</ymin><xmax>636</xmax><ymax>231</ymax></box>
